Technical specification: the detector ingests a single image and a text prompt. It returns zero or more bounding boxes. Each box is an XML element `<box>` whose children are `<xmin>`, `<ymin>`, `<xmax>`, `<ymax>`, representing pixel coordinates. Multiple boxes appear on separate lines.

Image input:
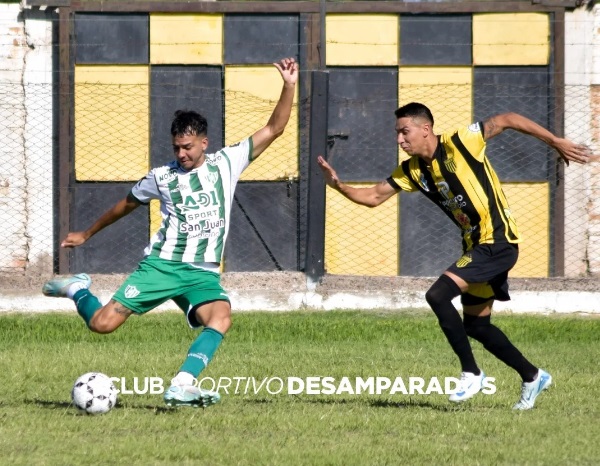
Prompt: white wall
<box><xmin>565</xmin><ymin>3</ymin><xmax>600</xmax><ymax>276</ymax></box>
<box><xmin>0</xmin><ymin>3</ymin><xmax>54</xmax><ymax>275</ymax></box>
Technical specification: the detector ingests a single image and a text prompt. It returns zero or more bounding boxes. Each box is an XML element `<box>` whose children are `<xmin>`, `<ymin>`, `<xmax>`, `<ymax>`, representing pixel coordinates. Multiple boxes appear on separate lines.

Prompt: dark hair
<box><xmin>394</xmin><ymin>102</ymin><xmax>434</xmax><ymax>127</ymax></box>
<box><xmin>171</xmin><ymin>110</ymin><xmax>208</xmax><ymax>137</ymax></box>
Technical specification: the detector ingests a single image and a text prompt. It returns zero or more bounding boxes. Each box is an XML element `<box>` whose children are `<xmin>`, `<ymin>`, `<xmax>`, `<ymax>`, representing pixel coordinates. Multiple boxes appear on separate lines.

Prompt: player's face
<box><xmin>172</xmin><ymin>133</ymin><xmax>208</xmax><ymax>171</ymax></box>
<box><xmin>395</xmin><ymin>116</ymin><xmax>430</xmax><ymax>157</ymax></box>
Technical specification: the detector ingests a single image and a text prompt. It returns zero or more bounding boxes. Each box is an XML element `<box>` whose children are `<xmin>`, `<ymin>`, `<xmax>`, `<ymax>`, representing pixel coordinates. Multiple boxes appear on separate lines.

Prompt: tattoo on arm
<box><xmin>483</xmin><ymin>117</ymin><xmax>500</xmax><ymax>140</ymax></box>
<box><xmin>110</xmin><ymin>300</ymin><xmax>133</xmax><ymax>316</ymax></box>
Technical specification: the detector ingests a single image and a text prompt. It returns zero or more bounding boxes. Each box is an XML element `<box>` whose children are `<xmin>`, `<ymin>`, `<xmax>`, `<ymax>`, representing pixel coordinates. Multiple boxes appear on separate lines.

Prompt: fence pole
<box><xmin>305</xmin><ymin>70</ymin><xmax>329</xmax><ymax>285</ymax></box>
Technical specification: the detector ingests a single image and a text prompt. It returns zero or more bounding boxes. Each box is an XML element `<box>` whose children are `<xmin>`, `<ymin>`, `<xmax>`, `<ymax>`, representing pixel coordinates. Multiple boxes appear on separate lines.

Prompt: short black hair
<box><xmin>171</xmin><ymin>110</ymin><xmax>208</xmax><ymax>137</ymax></box>
<box><xmin>394</xmin><ymin>102</ymin><xmax>434</xmax><ymax>127</ymax></box>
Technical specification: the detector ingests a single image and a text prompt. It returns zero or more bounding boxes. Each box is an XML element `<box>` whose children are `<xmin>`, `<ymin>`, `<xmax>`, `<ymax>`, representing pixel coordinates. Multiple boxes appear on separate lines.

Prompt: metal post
<box><xmin>305</xmin><ymin>70</ymin><xmax>329</xmax><ymax>284</ymax></box>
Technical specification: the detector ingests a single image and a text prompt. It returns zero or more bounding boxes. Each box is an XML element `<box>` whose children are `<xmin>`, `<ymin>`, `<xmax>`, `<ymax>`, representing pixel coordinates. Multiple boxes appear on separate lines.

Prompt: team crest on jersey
<box><xmin>205</xmin><ymin>171</ymin><xmax>218</xmax><ymax>185</ymax></box>
<box><xmin>455</xmin><ymin>254</ymin><xmax>472</xmax><ymax>268</ymax></box>
<box><xmin>444</xmin><ymin>156</ymin><xmax>457</xmax><ymax>173</ymax></box>
<box><xmin>124</xmin><ymin>285</ymin><xmax>141</xmax><ymax>299</ymax></box>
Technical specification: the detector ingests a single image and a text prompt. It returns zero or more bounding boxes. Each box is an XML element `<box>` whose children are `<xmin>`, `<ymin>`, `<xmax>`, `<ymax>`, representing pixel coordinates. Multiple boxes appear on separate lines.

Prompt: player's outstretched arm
<box><xmin>482</xmin><ymin>112</ymin><xmax>592</xmax><ymax>166</ymax></box>
<box><xmin>61</xmin><ymin>194</ymin><xmax>141</xmax><ymax>248</ymax></box>
<box><xmin>251</xmin><ymin>57</ymin><xmax>298</xmax><ymax>159</ymax></box>
<box><xmin>317</xmin><ymin>156</ymin><xmax>397</xmax><ymax>207</ymax></box>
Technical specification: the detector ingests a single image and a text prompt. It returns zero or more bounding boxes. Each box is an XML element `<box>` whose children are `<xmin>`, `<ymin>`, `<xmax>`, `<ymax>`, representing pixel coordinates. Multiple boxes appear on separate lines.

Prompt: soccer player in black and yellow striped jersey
<box><xmin>318</xmin><ymin>102</ymin><xmax>591</xmax><ymax>410</ymax></box>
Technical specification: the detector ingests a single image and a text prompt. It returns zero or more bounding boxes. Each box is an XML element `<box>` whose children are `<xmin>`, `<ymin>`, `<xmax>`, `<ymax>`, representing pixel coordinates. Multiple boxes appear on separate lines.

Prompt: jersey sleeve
<box><xmin>456</xmin><ymin>122</ymin><xmax>487</xmax><ymax>162</ymax></box>
<box><xmin>389</xmin><ymin>162</ymin><xmax>419</xmax><ymax>193</ymax></box>
<box><xmin>129</xmin><ymin>169</ymin><xmax>160</xmax><ymax>204</ymax></box>
<box><xmin>218</xmin><ymin>137</ymin><xmax>253</xmax><ymax>180</ymax></box>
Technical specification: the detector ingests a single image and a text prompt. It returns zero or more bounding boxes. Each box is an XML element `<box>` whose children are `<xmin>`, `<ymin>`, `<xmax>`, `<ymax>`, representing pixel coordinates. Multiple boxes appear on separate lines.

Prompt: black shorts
<box><xmin>446</xmin><ymin>243</ymin><xmax>519</xmax><ymax>305</ymax></box>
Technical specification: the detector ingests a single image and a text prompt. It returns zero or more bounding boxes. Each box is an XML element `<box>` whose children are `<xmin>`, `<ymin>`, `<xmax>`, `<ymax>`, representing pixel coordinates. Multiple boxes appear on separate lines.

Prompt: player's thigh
<box><xmin>172</xmin><ymin>270</ymin><xmax>231</xmax><ymax>332</ymax></box>
<box><xmin>112</xmin><ymin>256</ymin><xmax>189</xmax><ymax>315</ymax></box>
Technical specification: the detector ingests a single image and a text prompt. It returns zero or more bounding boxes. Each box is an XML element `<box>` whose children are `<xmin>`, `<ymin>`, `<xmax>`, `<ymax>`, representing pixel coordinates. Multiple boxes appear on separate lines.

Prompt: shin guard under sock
<box><xmin>179</xmin><ymin>327</ymin><xmax>224</xmax><ymax>378</ymax></box>
<box><xmin>463</xmin><ymin>314</ymin><xmax>538</xmax><ymax>382</ymax></box>
<box><xmin>426</xmin><ymin>275</ymin><xmax>479</xmax><ymax>374</ymax></box>
<box><xmin>73</xmin><ymin>289</ymin><xmax>102</xmax><ymax>327</ymax></box>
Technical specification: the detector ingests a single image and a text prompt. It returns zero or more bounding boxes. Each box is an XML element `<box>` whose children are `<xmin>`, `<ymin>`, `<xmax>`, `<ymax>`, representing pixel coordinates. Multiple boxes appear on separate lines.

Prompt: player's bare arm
<box><xmin>483</xmin><ymin>112</ymin><xmax>592</xmax><ymax>166</ymax></box>
<box><xmin>317</xmin><ymin>155</ymin><xmax>397</xmax><ymax>207</ymax></box>
<box><xmin>251</xmin><ymin>57</ymin><xmax>298</xmax><ymax>159</ymax></box>
<box><xmin>61</xmin><ymin>194</ymin><xmax>142</xmax><ymax>248</ymax></box>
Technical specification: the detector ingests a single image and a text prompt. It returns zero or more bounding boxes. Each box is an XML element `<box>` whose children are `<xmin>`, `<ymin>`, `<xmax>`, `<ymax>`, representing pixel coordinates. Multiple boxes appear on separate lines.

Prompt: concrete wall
<box><xmin>0</xmin><ymin>3</ymin><xmax>54</xmax><ymax>276</ymax></box>
<box><xmin>564</xmin><ymin>2</ymin><xmax>600</xmax><ymax>276</ymax></box>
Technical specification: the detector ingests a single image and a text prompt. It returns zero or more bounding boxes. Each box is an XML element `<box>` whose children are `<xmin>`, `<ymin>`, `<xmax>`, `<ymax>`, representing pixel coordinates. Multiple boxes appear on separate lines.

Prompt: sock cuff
<box><xmin>72</xmin><ymin>288</ymin><xmax>90</xmax><ymax>302</ymax></box>
<box><xmin>203</xmin><ymin>327</ymin><xmax>225</xmax><ymax>339</ymax></box>
<box><xmin>439</xmin><ymin>274</ymin><xmax>462</xmax><ymax>295</ymax></box>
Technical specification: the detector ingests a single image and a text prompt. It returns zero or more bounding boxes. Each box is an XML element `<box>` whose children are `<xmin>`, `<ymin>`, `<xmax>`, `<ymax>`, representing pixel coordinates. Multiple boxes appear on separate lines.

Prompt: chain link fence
<box><xmin>1</xmin><ymin>5</ymin><xmax>599</xmax><ymax>292</ymax></box>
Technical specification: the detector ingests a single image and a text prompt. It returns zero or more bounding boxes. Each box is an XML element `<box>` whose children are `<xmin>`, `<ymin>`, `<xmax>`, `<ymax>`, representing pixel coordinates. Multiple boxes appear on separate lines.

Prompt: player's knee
<box><xmin>426</xmin><ymin>275</ymin><xmax>461</xmax><ymax>308</ymax></box>
<box><xmin>88</xmin><ymin>312</ymin><xmax>118</xmax><ymax>334</ymax></box>
<box><xmin>463</xmin><ymin>314</ymin><xmax>491</xmax><ymax>339</ymax></box>
<box><xmin>197</xmin><ymin>302</ymin><xmax>232</xmax><ymax>334</ymax></box>
<box><xmin>214</xmin><ymin>306</ymin><xmax>232</xmax><ymax>333</ymax></box>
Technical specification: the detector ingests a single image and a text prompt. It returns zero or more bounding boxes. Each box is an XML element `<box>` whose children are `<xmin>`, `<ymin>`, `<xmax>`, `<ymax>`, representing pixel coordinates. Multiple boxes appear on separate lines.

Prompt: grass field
<box><xmin>1</xmin><ymin>310</ymin><xmax>599</xmax><ymax>465</ymax></box>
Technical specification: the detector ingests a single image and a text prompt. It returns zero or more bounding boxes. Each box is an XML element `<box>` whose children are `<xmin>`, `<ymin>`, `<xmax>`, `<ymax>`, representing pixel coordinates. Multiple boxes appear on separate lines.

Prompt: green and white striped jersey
<box><xmin>130</xmin><ymin>138</ymin><xmax>253</xmax><ymax>265</ymax></box>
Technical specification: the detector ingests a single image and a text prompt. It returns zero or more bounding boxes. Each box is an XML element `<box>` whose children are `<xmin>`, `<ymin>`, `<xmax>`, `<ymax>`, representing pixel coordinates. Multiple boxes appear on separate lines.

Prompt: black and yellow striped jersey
<box><xmin>388</xmin><ymin>122</ymin><xmax>521</xmax><ymax>252</ymax></box>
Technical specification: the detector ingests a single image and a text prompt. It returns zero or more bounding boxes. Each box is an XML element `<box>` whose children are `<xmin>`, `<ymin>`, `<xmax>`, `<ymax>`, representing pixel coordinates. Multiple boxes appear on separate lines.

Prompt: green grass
<box><xmin>1</xmin><ymin>311</ymin><xmax>599</xmax><ymax>465</ymax></box>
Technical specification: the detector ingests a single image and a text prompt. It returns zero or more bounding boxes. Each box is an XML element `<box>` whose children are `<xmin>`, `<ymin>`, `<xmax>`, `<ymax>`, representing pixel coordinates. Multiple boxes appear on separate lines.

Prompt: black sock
<box><xmin>425</xmin><ymin>275</ymin><xmax>479</xmax><ymax>375</ymax></box>
<box><xmin>463</xmin><ymin>314</ymin><xmax>538</xmax><ymax>382</ymax></box>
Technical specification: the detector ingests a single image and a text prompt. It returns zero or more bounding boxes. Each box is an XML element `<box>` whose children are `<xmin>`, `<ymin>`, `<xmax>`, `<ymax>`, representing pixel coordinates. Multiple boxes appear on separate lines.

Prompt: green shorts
<box><xmin>113</xmin><ymin>256</ymin><xmax>230</xmax><ymax>328</ymax></box>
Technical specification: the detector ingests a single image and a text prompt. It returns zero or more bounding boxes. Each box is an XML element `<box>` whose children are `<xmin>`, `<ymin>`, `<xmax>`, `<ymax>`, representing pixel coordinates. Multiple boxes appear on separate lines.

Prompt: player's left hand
<box><xmin>273</xmin><ymin>57</ymin><xmax>299</xmax><ymax>85</ymax></box>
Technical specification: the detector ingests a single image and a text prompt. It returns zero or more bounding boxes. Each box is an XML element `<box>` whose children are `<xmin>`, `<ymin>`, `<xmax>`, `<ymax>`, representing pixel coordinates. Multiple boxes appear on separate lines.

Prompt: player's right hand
<box><xmin>61</xmin><ymin>232</ymin><xmax>88</xmax><ymax>248</ymax></box>
<box><xmin>317</xmin><ymin>156</ymin><xmax>341</xmax><ymax>190</ymax></box>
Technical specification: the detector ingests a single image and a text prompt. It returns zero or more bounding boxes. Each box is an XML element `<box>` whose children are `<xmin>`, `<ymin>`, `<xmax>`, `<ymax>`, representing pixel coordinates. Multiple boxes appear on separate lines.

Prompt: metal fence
<box><xmin>1</xmin><ymin>1</ymin><xmax>598</xmax><ymax>286</ymax></box>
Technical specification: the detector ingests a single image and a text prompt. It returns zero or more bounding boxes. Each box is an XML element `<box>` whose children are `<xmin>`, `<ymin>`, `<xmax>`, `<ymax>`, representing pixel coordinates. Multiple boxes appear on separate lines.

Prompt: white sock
<box><xmin>66</xmin><ymin>282</ymin><xmax>88</xmax><ymax>299</ymax></box>
<box><xmin>173</xmin><ymin>371</ymin><xmax>195</xmax><ymax>386</ymax></box>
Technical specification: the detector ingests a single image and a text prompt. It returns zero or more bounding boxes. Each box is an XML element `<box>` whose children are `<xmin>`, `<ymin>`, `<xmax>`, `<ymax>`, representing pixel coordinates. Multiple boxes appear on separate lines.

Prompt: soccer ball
<box><xmin>71</xmin><ymin>372</ymin><xmax>118</xmax><ymax>415</ymax></box>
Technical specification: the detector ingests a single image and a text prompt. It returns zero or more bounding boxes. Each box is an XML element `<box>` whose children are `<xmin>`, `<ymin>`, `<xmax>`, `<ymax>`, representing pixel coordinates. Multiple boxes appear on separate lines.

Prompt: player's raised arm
<box><xmin>482</xmin><ymin>112</ymin><xmax>592</xmax><ymax>166</ymax></box>
<box><xmin>61</xmin><ymin>194</ymin><xmax>141</xmax><ymax>248</ymax></box>
<box><xmin>317</xmin><ymin>156</ymin><xmax>398</xmax><ymax>207</ymax></box>
<box><xmin>251</xmin><ymin>57</ymin><xmax>298</xmax><ymax>159</ymax></box>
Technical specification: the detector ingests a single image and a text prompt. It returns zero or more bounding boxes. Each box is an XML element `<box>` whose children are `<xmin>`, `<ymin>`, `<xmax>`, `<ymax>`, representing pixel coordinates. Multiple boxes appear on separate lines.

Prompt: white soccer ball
<box><xmin>71</xmin><ymin>372</ymin><xmax>118</xmax><ymax>415</ymax></box>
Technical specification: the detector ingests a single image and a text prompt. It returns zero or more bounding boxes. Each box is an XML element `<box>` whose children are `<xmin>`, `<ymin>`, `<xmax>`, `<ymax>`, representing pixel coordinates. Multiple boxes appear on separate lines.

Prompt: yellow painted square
<box><xmin>225</xmin><ymin>65</ymin><xmax>299</xmax><ymax>181</ymax></box>
<box><xmin>75</xmin><ymin>65</ymin><xmax>149</xmax><ymax>181</ymax></box>
<box><xmin>325</xmin><ymin>184</ymin><xmax>398</xmax><ymax>276</ymax></box>
<box><xmin>327</xmin><ymin>14</ymin><xmax>398</xmax><ymax>66</ymax></box>
<box><xmin>150</xmin><ymin>14</ymin><xmax>223</xmax><ymax>65</ymax></box>
<box><xmin>503</xmin><ymin>182</ymin><xmax>549</xmax><ymax>277</ymax></box>
<box><xmin>398</xmin><ymin>66</ymin><xmax>472</xmax><ymax>161</ymax></box>
<box><xmin>473</xmin><ymin>13</ymin><xmax>550</xmax><ymax>66</ymax></box>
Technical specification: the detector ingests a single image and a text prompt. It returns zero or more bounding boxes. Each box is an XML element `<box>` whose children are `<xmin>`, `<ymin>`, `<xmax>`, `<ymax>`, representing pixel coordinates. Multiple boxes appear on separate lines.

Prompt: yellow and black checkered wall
<box><xmin>324</xmin><ymin>13</ymin><xmax>552</xmax><ymax>277</ymax></box>
<box><xmin>72</xmin><ymin>13</ymin><xmax>300</xmax><ymax>273</ymax></box>
<box><xmin>71</xmin><ymin>11</ymin><xmax>554</xmax><ymax>277</ymax></box>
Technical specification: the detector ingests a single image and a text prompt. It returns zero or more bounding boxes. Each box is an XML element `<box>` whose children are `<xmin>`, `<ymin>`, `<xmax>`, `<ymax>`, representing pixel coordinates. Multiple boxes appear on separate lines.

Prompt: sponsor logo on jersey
<box><xmin>419</xmin><ymin>173</ymin><xmax>430</xmax><ymax>192</ymax></box>
<box><xmin>124</xmin><ymin>285</ymin><xmax>141</xmax><ymax>299</ymax></box>
<box><xmin>158</xmin><ymin>169</ymin><xmax>178</xmax><ymax>183</ymax></box>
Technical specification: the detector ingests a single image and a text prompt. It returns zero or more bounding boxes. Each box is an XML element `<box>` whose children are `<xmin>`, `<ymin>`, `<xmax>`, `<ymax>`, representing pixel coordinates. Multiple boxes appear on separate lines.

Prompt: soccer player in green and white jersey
<box><xmin>43</xmin><ymin>57</ymin><xmax>299</xmax><ymax>408</ymax></box>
